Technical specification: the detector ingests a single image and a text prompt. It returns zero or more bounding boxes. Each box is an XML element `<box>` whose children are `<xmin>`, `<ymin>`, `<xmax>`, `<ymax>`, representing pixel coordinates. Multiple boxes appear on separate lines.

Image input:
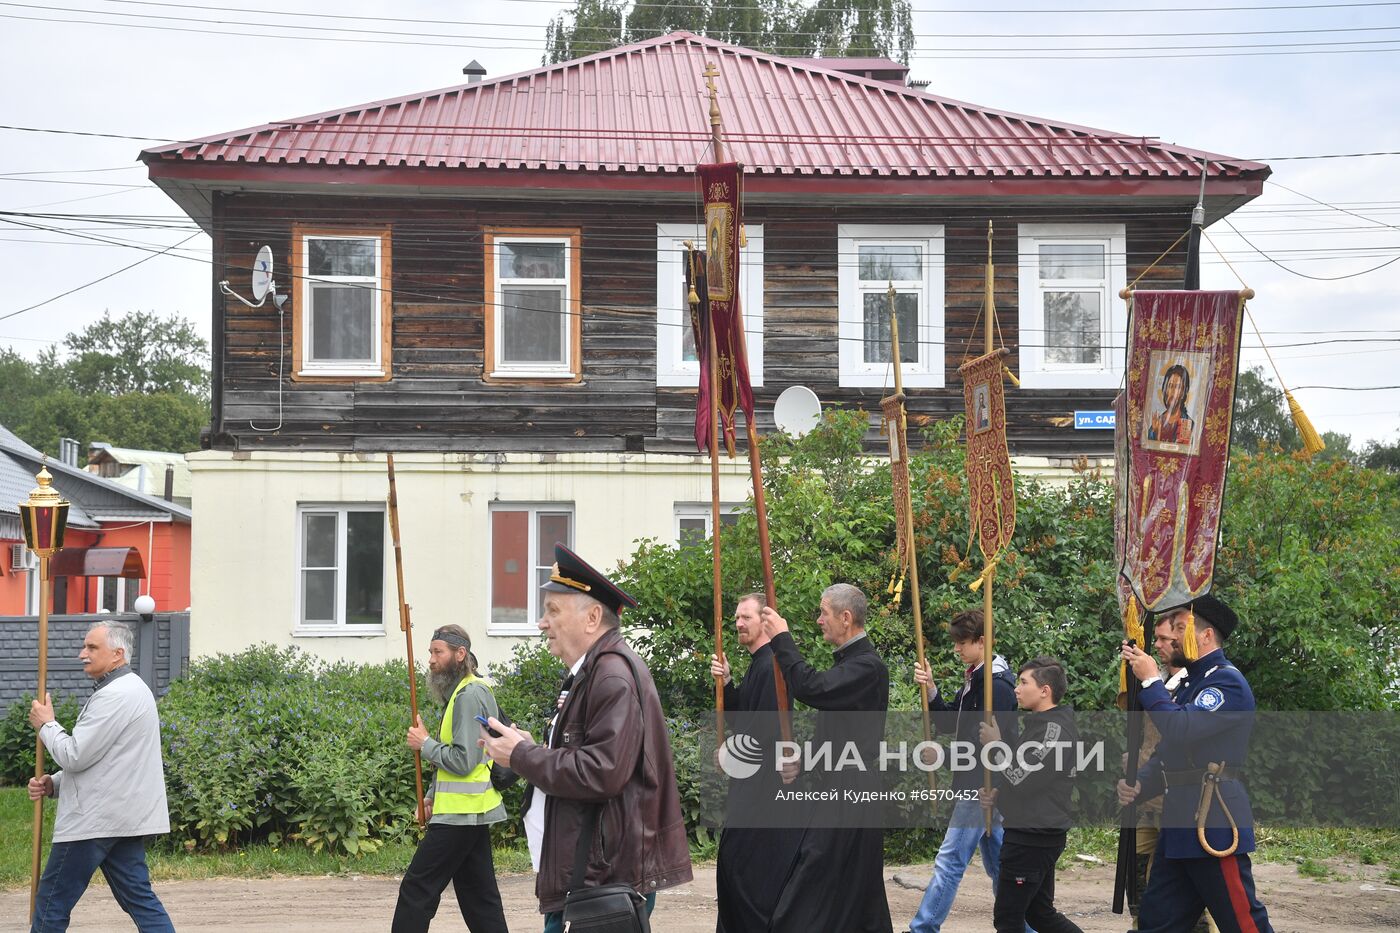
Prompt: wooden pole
<box><xmin>708</xmin><ymin>307</ymin><xmax>727</xmax><ymax>744</ymax></box>
<box><xmin>386</xmin><ymin>454</ymin><xmax>427</xmax><ymax>828</ymax></box>
<box><xmin>705</xmin><ymin>60</ymin><xmax>791</xmax><ymax>742</ymax></box>
<box><xmin>982</xmin><ymin>221</ymin><xmax>996</xmax><ymax>833</ymax></box>
<box><xmin>29</xmin><ymin>554</ymin><xmax>50</xmax><ymax>924</ymax></box>
<box><xmin>890</xmin><ymin>284</ymin><xmax>934</xmax><ymax>790</ymax></box>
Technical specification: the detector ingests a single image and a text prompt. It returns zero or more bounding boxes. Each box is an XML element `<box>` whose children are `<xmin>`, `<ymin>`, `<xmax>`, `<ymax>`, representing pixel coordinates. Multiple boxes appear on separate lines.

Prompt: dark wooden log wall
<box><xmin>210</xmin><ymin>192</ymin><xmax>1190</xmax><ymax>457</ymax></box>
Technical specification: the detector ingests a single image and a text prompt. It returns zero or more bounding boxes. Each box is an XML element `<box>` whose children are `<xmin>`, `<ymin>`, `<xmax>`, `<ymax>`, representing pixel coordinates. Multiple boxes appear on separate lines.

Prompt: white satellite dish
<box><xmin>251</xmin><ymin>245</ymin><xmax>273</xmax><ymax>302</ymax></box>
<box><xmin>773</xmin><ymin>385</ymin><xmax>822</xmax><ymax>437</ymax></box>
<box><xmin>219</xmin><ymin>245</ymin><xmax>284</xmax><ymax>311</ymax></box>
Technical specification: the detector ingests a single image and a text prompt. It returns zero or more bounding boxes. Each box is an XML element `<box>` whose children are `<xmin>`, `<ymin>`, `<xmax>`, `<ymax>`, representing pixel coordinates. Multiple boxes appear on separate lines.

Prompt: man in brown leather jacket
<box><xmin>481</xmin><ymin>544</ymin><xmax>692</xmax><ymax>931</ymax></box>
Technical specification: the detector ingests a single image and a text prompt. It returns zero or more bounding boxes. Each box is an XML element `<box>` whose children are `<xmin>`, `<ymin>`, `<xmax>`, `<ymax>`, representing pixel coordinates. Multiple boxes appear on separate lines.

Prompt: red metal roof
<box><xmin>141</xmin><ymin>31</ymin><xmax>1266</xmax><ymax>182</ymax></box>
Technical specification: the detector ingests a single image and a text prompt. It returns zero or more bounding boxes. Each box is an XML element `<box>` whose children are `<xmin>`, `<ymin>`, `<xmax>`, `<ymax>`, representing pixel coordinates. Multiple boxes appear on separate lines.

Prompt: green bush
<box><xmin>0</xmin><ymin>693</ymin><xmax>83</xmax><ymax>786</ymax></box>
<box><xmin>159</xmin><ymin>646</ymin><xmax>430</xmax><ymax>855</ymax></box>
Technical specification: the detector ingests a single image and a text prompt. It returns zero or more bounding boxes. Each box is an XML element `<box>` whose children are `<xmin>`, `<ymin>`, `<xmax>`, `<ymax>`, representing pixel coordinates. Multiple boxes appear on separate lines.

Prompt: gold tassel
<box><xmin>1117</xmin><ymin>598</ymin><xmax>1145</xmax><ymax>703</ymax></box>
<box><xmin>1181</xmin><ymin>608</ymin><xmax>1199</xmax><ymax>662</ymax></box>
<box><xmin>969</xmin><ymin>557</ymin><xmax>999</xmax><ymax>593</ymax></box>
<box><xmin>1285</xmin><ymin>390</ymin><xmax>1325</xmax><ymax>459</ymax></box>
<box><xmin>1002</xmin><ymin>365</ymin><xmax>1021</xmax><ymax>387</ymax></box>
<box><xmin>949</xmin><ymin>555</ymin><xmax>972</xmax><ymax>582</ymax></box>
<box><xmin>884</xmin><ymin>565</ymin><xmax>907</xmax><ymax>602</ymax></box>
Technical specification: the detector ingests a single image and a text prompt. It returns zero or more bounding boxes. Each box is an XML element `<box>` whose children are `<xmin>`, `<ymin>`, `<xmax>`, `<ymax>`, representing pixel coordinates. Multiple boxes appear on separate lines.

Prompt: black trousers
<box><xmin>391</xmin><ymin>822</ymin><xmax>508</xmax><ymax>933</ymax></box>
<box><xmin>993</xmin><ymin>840</ymin><xmax>1084</xmax><ymax>933</ymax></box>
<box><xmin>1137</xmin><ymin>838</ymin><xmax>1272</xmax><ymax>933</ymax></box>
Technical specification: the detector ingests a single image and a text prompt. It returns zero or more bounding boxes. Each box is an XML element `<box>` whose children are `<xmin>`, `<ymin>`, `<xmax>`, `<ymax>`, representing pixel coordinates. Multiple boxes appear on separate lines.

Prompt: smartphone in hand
<box><xmin>475</xmin><ymin>714</ymin><xmax>502</xmax><ymax>738</ymax></box>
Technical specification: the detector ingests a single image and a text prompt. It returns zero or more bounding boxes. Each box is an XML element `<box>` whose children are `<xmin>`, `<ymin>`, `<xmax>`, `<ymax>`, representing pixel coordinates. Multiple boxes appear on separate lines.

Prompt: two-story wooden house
<box><xmin>142</xmin><ymin>32</ymin><xmax>1268</xmax><ymax>667</ymax></box>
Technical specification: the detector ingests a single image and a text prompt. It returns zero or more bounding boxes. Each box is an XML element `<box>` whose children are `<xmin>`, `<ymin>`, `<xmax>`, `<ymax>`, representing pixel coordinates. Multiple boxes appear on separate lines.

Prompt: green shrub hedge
<box><xmin>158</xmin><ymin>646</ymin><xmax>427</xmax><ymax>854</ymax></box>
<box><xmin>0</xmin><ymin>693</ymin><xmax>82</xmax><ymax>786</ymax></box>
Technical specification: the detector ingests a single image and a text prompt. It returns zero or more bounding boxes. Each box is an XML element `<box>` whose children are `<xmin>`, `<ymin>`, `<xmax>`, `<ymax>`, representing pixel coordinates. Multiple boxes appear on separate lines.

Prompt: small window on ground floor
<box><xmin>489</xmin><ymin>504</ymin><xmax>574</xmax><ymax>635</ymax></box>
<box><xmin>674</xmin><ymin>502</ymin><xmax>741</xmax><ymax>547</ymax></box>
<box><xmin>297</xmin><ymin>505</ymin><xmax>385</xmax><ymax>631</ymax></box>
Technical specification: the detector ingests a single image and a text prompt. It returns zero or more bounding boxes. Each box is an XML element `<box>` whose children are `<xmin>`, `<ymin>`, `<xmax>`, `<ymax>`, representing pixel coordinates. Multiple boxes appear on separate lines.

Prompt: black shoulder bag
<box><xmin>559</xmin><ymin>649</ymin><xmax>652</xmax><ymax>933</ymax></box>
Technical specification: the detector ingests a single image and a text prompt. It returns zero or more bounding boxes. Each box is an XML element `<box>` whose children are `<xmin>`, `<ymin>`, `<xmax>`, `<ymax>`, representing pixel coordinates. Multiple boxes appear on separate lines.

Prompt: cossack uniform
<box><xmin>1132</xmin><ymin>595</ymin><xmax>1273</xmax><ymax>933</ymax></box>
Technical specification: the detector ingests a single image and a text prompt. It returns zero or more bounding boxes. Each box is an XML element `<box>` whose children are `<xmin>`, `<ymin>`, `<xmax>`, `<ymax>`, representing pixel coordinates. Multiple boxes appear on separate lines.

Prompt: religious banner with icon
<box><xmin>694</xmin><ymin>161</ymin><xmax>754</xmax><ymax>456</ymax></box>
<box><xmin>959</xmin><ymin>348</ymin><xmax>1015</xmax><ymax>560</ymax></box>
<box><xmin>1120</xmin><ymin>290</ymin><xmax>1246</xmax><ymax>610</ymax></box>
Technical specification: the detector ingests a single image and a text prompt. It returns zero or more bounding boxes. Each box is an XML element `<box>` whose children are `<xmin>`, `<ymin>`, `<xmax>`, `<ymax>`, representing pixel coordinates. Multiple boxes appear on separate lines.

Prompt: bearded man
<box><xmin>391</xmin><ymin>625</ymin><xmax>509</xmax><ymax>933</ymax></box>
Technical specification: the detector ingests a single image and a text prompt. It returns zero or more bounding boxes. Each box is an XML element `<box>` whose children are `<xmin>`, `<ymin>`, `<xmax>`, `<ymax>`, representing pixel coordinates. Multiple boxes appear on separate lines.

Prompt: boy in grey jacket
<box><xmin>28</xmin><ymin>620</ymin><xmax>173</xmax><ymax>932</ymax></box>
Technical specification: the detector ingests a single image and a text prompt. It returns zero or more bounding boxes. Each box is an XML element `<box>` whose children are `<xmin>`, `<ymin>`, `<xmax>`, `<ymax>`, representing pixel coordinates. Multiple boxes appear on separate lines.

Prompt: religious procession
<box><xmin>4</xmin><ymin>9</ymin><xmax>1398</xmax><ymax>933</ymax></box>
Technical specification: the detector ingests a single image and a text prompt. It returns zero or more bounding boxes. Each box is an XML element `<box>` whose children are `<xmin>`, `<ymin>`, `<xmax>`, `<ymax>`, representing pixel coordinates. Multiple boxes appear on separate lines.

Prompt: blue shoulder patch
<box><xmin>1194</xmin><ymin>687</ymin><xmax>1225</xmax><ymax>711</ymax></box>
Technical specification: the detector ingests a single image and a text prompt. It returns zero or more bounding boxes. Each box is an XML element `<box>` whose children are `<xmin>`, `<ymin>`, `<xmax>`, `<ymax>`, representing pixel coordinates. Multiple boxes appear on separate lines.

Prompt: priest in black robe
<box><xmin>710</xmin><ymin>592</ymin><xmax>804</xmax><ymax>933</ymax></box>
<box><xmin>761</xmin><ymin>583</ymin><xmax>892</xmax><ymax>933</ymax></box>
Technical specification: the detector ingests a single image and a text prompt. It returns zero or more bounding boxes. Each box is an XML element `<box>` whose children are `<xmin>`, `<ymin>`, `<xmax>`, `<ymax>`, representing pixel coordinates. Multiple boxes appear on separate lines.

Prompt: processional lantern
<box><xmin>19</xmin><ymin>465</ymin><xmax>69</xmax><ymax>556</ymax></box>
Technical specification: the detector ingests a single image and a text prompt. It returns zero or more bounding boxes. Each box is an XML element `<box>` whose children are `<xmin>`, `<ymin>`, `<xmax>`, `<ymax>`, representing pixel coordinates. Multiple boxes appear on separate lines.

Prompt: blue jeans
<box><xmin>31</xmin><ymin>836</ymin><xmax>173</xmax><ymax>933</ymax></box>
<box><xmin>910</xmin><ymin>799</ymin><xmax>1032</xmax><ymax>933</ymax></box>
<box><xmin>544</xmin><ymin>892</ymin><xmax>656</xmax><ymax>932</ymax></box>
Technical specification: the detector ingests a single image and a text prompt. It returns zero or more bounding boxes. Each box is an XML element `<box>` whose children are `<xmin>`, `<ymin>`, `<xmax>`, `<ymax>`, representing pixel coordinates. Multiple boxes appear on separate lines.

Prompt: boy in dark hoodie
<box><xmin>909</xmin><ymin>609</ymin><xmax>1022</xmax><ymax>933</ymax></box>
<box><xmin>978</xmin><ymin>656</ymin><xmax>1083</xmax><ymax>933</ymax></box>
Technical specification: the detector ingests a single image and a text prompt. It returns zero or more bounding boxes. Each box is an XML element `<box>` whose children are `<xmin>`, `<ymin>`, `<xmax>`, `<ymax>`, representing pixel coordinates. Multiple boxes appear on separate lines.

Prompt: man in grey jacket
<box><xmin>27</xmin><ymin>620</ymin><xmax>173</xmax><ymax>933</ymax></box>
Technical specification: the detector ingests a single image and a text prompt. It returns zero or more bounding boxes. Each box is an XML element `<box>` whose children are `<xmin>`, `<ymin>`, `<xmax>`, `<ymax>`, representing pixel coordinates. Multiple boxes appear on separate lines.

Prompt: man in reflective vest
<box><xmin>392</xmin><ymin>625</ymin><xmax>509</xmax><ymax>933</ymax></box>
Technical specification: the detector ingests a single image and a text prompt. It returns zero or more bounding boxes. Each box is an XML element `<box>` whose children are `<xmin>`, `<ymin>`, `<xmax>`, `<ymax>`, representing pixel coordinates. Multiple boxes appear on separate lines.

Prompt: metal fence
<box><xmin>0</xmin><ymin>612</ymin><xmax>190</xmax><ymax>712</ymax></box>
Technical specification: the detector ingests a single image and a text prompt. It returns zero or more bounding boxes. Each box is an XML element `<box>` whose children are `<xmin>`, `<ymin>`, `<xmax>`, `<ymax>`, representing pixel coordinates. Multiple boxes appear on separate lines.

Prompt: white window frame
<box><xmin>487</xmin><ymin>503</ymin><xmax>575</xmax><ymax>637</ymax></box>
<box><xmin>98</xmin><ymin>577</ymin><xmax>139</xmax><ymax>614</ymax></box>
<box><xmin>294</xmin><ymin>503</ymin><xmax>386</xmax><ymax>636</ymax></box>
<box><xmin>655</xmin><ymin>223</ymin><xmax>764</xmax><ymax>387</ymax></box>
<box><xmin>673</xmin><ymin>502</ymin><xmax>741</xmax><ymax>545</ymax></box>
<box><xmin>1017</xmin><ymin>223</ymin><xmax>1127</xmax><ymax>389</ymax></box>
<box><xmin>491</xmin><ymin>235</ymin><xmax>575</xmax><ymax>378</ymax></box>
<box><xmin>24</xmin><ymin>564</ymin><xmax>39</xmax><ymax>616</ymax></box>
<box><xmin>297</xmin><ymin>232</ymin><xmax>387</xmax><ymax>377</ymax></box>
<box><xmin>838</xmin><ymin>224</ymin><xmax>945</xmax><ymax>388</ymax></box>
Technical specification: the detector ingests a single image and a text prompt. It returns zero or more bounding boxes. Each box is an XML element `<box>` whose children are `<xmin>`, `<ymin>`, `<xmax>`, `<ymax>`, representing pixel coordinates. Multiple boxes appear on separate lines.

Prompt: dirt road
<box><xmin>3</xmin><ymin>860</ymin><xmax>1396</xmax><ymax>931</ymax></box>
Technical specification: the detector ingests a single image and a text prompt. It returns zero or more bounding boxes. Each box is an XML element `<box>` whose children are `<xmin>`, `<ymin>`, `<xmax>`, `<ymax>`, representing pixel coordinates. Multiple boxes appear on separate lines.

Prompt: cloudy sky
<box><xmin>3</xmin><ymin>0</ymin><xmax>1397</xmax><ymax>447</ymax></box>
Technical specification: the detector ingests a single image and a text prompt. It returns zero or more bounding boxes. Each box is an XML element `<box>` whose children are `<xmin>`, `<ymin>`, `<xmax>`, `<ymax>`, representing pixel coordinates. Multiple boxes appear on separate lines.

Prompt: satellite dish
<box><xmin>773</xmin><ymin>385</ymin><xmax>822</xmax><ymax>437</ymax></box>
<box><xmin>251</xmin><ymin>246</ymin><xmax>274</xmax><ymax>302</ymax></box>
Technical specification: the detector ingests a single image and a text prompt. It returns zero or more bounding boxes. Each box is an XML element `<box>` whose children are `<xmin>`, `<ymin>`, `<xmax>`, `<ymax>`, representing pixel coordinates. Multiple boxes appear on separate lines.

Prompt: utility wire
<box><xmin>68</xmin><ymin>0</ymin><xmax>1400</xmax><ymax>41</ymax></box>
<box><xmin>0</xmin><ymin>231</ymin><xmax>199</xmax><ymax>322</ymax></box>
<box><xmin>8</xmin><ymin>9</ymin><xmax>1400</xmax><ymax>59</ymax></box>
<box><xmin>10</xmin><ymin>2</ymin><xmax>1400</xmax><ymax>54</ymax></box>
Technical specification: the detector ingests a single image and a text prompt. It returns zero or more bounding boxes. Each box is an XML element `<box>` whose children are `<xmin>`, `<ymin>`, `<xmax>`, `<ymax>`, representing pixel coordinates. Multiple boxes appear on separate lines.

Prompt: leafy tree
<box><xmin>545</xmin><ymin>0</ymin><xmax>914</xmax><ymax>65</ymax></box>
<box><xmin>1</xmin><ymin>312</ymin><xmax>209</xmax><ymax>455</ymax></box>
<box><xmin>58</xmin><ymin>310</ymin><xmax>209</xmax><ymax>399</ymax></box>
<box><xmin>1231</xmin><ymin>366</ymin><xmax>1299</xmax><ymax>454</ymax></box>
<box><xmin>603</xmin><ymin>410</ymin><xmax>1398</xmax><ymax>717</ymax></box>
<box><xmin>544</xmin><ymin>0</ymin><xmax>626</xmax><ymax>63</ymax></box>
<box><xmin>1362</xmin><ymin>431</ymin><xmax>1400</xmax><ymax>472</ymax></box>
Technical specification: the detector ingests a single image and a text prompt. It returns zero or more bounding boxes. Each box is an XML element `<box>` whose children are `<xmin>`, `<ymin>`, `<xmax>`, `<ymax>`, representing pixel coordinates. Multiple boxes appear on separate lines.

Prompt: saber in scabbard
<box><xmin>387</xmin><ymin>453</ymin><xmax>427</xmax><ymax>828</ymax></box>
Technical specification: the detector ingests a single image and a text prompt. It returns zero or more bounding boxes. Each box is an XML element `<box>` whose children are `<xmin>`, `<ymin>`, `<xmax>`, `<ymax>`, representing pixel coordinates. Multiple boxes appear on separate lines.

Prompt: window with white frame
<box><xmin>98</xmin><ymin>577</ymin><xmax>139</xmax><ymax>614</ymax></box>
<box><xmin>1016</xmin><ymin>223</ymin><xmax>1127</xmax><ymax>388</ymax></box>
<box><xmin>297</xmin><ymin>505</ymin><xmax>385</xmax><ymax>631</ymax></box>
<box><xmin>488</xmin><ymin>504</ymin><xmax>574</xmax><ymax>635</ymax></box>
<box><xmin>674</xmin><ymin>502</ymin><xmax>741</xmax><ymax>547</ymax></box>
<box><xmin>486</xmin><ymin>232</ymin><xmax>580</xmax><ymax>379</ymax></box>
<box><xmin>293</xmin><ymin>227</ymin><xmax>391</xmax><ymax>379</ymax></box>
<box><xmin>655</xmin><ymin>224</ymin><xmax>764</xmax><ymax>387</ymax></box>
<box><xmin>838</xmin><ymin>225</ymin><xmax>945</xmax><ymax>387</ymax></box>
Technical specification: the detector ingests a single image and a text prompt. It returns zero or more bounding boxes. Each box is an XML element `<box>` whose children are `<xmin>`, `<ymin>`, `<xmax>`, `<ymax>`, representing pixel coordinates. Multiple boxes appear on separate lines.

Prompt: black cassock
<box><xmin>767</xmin><ymin>631</ymin><xmax>892</xmax><ymax>933</ymax></box>
<box><xmin>715</xmin><ymin>642</ymin><xmax>805</xmax><ymax>932</ymax></box>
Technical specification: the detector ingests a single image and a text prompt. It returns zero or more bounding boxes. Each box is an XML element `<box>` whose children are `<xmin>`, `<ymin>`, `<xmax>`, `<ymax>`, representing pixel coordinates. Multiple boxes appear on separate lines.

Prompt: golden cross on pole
<box><xmin>702</xmin><ymin>62</ymin><xmax>725</xmax><ymax>160</ymax></box>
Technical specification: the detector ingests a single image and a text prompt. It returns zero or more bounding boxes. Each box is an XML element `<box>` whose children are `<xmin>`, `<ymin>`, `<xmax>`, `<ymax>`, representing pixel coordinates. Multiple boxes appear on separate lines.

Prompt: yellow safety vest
<box><xmin>434</xmin><ymin>675</ymin><xmax>504</xmax><ymax>815</ymax></box>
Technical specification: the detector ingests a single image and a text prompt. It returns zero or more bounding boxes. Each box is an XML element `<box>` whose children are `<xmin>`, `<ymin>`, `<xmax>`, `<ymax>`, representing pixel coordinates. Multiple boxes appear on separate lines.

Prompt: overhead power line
<box><xmin>8</xmin><ymin>1</ymin><xmax>1400</xmax><ymax>53</ymax></box>
<box><xmin>8</xmin><ymin>7</ymin><xmax>1400</xmax><ymax>59</ymax></box>
<box><xmin>66</xmin><ymin>0</ymin><xmax>1400</xmax><ymax>41</ymax></box>
<box><xmin>0</xmin><ymin>231</ymin><xmax>199</xmax><ymax>322</ymax></box>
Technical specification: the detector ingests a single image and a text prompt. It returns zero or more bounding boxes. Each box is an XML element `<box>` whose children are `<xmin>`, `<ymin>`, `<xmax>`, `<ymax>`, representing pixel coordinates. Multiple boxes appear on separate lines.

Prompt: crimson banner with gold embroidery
<box><xmin>959</xmin><ymin>349</ymin><xmax>1015</xmax><ymax>560</ymax></box>
<box><xmin>1120</xmin><ymin>290</ymin><xmax>1246</xmax><ymax>611</ymax></box>
<box><xmin>695</xmin><ymin>162</ymin><xmax>754</xmax><ymax>455</ymax></box>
